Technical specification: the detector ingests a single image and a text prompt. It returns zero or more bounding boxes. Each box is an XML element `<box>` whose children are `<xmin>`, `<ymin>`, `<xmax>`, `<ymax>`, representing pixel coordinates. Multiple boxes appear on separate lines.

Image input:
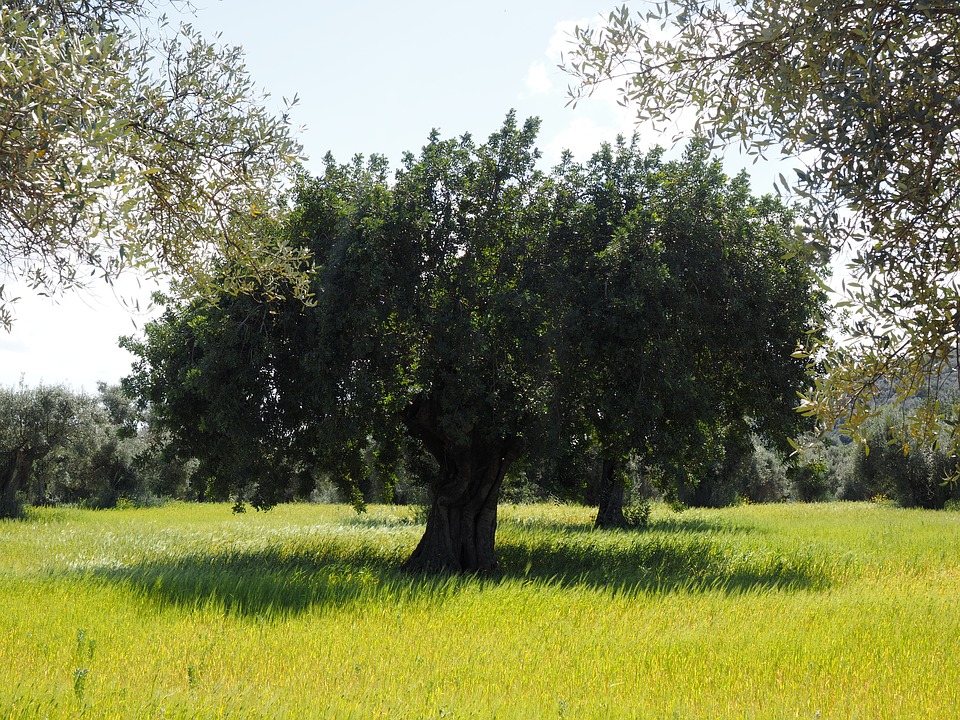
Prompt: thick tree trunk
<box><xmin>402</xmin><ymin>450</ymin><xmax>513</xmax><ymax>575</ymax></box>
<box><xmin>401</xmin><ymin>398</ymin><xmax>520</xmax><ymax>575</ymax></box>
<box><xmin>594</xmin><ymin>458</ymin><xmax>628</xmax><ymax>529</ymax></box>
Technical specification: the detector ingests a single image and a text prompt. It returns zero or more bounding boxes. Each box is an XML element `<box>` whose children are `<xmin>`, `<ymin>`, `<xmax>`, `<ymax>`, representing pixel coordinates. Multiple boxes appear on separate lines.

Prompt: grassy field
<box><xmin>1</xmin><ymin>501</ymin><xmax>959</xmax><ymax>718</ymax></box>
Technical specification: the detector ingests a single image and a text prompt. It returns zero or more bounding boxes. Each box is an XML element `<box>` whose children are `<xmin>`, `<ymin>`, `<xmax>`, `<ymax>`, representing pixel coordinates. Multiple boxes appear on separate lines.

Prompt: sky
<box><xmin>0</xmin><ymin>0</ymin><xmax>789</xmax><ymax>392</ymax></box>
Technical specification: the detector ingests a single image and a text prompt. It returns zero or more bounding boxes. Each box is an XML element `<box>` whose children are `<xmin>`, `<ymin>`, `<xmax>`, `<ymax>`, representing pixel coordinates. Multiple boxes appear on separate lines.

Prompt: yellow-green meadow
<box><xmin>2</xmin><ymin>502</ymin><xmax>958</xmax><ymax>718</ymax></box>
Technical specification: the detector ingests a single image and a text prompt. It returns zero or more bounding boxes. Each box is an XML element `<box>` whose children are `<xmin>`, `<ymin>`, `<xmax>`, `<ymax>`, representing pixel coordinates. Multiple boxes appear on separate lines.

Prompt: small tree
<box><xmin>0</xmin><ymin>385</ymin><xmax>82</xmax><ymax>516</ymax></box>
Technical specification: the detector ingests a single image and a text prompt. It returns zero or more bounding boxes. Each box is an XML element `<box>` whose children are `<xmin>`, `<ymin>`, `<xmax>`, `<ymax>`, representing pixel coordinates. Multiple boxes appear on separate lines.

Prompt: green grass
<box><xmin>2</xmin><ymin>501</ymin><xmax>959</xmax><ymax>718</ymax></box>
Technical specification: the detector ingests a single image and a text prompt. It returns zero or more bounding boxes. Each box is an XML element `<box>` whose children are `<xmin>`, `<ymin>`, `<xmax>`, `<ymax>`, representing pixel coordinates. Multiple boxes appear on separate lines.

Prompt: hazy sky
<box><xmin>0</xmin><ymin>0</ymin><xmax>786</xmax><ymax>391</ymax></box>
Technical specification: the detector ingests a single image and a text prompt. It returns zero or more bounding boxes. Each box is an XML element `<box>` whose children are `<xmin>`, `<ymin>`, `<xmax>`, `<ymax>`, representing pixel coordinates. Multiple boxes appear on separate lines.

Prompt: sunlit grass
<box><xmin>1</xmin><ymin>501</ymin><xmax>958</xmax><ymax>717</ymax></box>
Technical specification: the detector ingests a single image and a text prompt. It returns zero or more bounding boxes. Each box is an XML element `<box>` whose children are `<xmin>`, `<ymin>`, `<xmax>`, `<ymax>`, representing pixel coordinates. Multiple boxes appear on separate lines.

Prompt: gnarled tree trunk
<box><xmin>594</xmin><ymin>458</ymin><xmax>628</xmax><ymax>529</ymax></box>
<box><xmin>401</xmin><ymin>398</ymin><xmax>520</xmax><ymax>575</ymax></box>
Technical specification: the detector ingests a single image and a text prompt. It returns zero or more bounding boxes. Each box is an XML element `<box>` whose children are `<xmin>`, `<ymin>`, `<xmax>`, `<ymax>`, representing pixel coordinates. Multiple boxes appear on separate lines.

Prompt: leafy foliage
<box><xmin>564</xmin><ymin>0</ymin><xmax>960</xmax><ymax>465</ymax></box>
<box><xmin>0</xmin><ymin>382</ymin><xmax>193</xmax><ymax>516</ymax></box>
<box><xmin>0</xmin><ymin>384</ymin><xmax>81</xmax><ymax>516</ymax></box>
<box><xmin>0</xmin><ymin>0</ymin><xmax>309</xmax><ymax>328</ymax></box>
<box><xmin>126</xmin><ymin>115</ymin><xmax>559</xmax><ymax>528</ymax></box>
<box><xmin>845</xmin><ymin>409</ymin><xmax>959</xmax><ymax>508</ymax></box>
<box><xmin>126</xmin><ymin>115</ymin><xmax>824</xmax><ymax>569</ymax></box>
<box><xmin>548</xmin><ymin>138</ymin><xmax>824</xmax><ymax>486</ymax></box>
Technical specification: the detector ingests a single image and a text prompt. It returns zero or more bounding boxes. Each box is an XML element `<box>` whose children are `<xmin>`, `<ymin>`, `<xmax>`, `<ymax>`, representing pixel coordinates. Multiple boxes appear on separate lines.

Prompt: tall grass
<box><xmin>1</xmin><ymin>501</ymin><xmax>958</xmax><ymax>718</ymax></box>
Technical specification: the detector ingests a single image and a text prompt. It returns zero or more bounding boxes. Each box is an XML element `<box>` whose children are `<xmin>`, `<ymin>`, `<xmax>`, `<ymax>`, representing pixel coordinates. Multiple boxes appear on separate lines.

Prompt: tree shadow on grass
<box><xmin>496</xmin><ymin>532</ymin><xmax>826</xmax><ymax>595</ymax></box>
<box><xmin>497</xmin><ymin>510</ymin><xmax>821</xmax><ymax>593</ymax></box>
<box><xmin>86</xmin><ymin>514</ymin><xmax>829</xmax><ymax>618</ymax></box>
<box><xmin>498</xmin><ymin>511</ymin><xmax>760</xmax><ymax>536</ymax></box>
<box><xmin>646</xmin><ymin>514</ymin><xmax>764</xmax><ymax>535</ymax></box>
<box><xmin>345</xmin><ymin>513</ymin><xmax>424</xmax><ymax>530</ymax></box>
<box><xmin>86</xmin><ymin>541</ymin><xmax>447</xmax><ymax>618</ymax></box>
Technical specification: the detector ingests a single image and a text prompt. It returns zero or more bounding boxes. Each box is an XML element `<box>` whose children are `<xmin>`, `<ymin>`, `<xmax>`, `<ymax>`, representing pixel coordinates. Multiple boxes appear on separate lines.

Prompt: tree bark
<box><xmin>594</xmin><ymin>458</ymin><xmax>628</xmax><ymax>529</ymax></box>
<box><xmin>401</xmin><ymin>398</ymin><xmax>520</xmax><ymax>575</ymax></box>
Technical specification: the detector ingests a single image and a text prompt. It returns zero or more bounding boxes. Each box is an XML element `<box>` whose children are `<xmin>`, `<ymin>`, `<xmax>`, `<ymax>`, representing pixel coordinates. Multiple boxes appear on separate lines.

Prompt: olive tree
<box><xmin>544</xmin><ymin>137</ymin><xmax>825</xmax><ymax>524</ymax></box>
<box><xmin>0</xmin><ymin>384</ymin><xmax>84</xmax><ymax>516</ymax></box>
<box><xmin>0</xmin><ymin>0</ymin><xmax>309</xmax><ymax>329</ymax></box>
<box><xmin>128</xmin><ymin>115</ymin><xmax>558</xmax><ymax>572</ymax></box>
<box><xmin>127</xmin><ymin>115</ymin><xmax>825</xmax><ymax>573</ymax></box>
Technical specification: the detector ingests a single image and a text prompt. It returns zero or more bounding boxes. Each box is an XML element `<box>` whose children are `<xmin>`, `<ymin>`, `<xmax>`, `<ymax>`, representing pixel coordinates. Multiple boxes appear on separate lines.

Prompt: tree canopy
<box><xmin>0</xmin><ymin>0</ymin><xmax>310</xmax><ymax>329</ymax></box>
<box><xmin>546</xmin><ymin>137</ymin><xmax>824</xmax><ymax>523</ymax></box>
<box><xmin>0</xmin><ymin>384</ymin><xmax>80</xmax><ymax>516</ymax></box>
<box><xmin>564</xmin><ymin>0</ymin><xmax>960</xmax><ymax>461</ymax></box>
<box><xmin>125</xmin><ymin>115</ymin><xmax>825</xmax><ymax>574</ymax></box>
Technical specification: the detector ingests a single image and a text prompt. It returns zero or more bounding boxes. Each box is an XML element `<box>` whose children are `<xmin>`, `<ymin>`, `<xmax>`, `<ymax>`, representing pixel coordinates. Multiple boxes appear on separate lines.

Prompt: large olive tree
<box><xmin>540</xmin><ymin>137</ymin><xmax>826</xmax><ymax>525</ymax></box>
<box><xmin>127</xmin><ymin>116</ymin><xmax>824</xmax><ymax>573</ymax></box>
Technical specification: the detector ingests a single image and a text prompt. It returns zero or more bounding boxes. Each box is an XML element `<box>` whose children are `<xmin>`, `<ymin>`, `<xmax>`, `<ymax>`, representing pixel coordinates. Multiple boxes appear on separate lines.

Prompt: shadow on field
<box><xmin>496</xmin><ymin>533</ymin><xmax>824</xmax><ymax>594</ymax></box>
<box><xmin>89</xmin><ymin>541</ymin><xmax>430</xmax><ymax>617</ymax></box>
<box><xmin>646</xmin><ymin>515</ymin><xmax>761</xmax><ymax>535</ymax></box>
<box><xmin>493</xmin><ymin>508</ymin><xmax>822</xmax><ymax>593</ymax></box>
<box><xmin>498</xmin><ymin>513</ymin><xmax>755</xmax><ymax>536</ymax></box>
<box><xmin>88</xmin><ymin>512</ymin><xmax>827</xmax><ymax>617</ymax></box>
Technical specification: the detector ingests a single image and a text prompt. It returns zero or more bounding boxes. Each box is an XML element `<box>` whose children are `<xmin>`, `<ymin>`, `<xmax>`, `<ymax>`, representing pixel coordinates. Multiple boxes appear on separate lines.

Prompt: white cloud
<box><xmin>529</xmin><ymin>15</ymin><xmax>659</xmax><ymax>167</ymax></box>
<box><xmin>542</xmin><ymin>116</ymin><xmax>618</xmax><ymax>164</ymax></box>
<box><xmin>0</xmin><ymin>335</ymin><xmax>27</xmax><ymax>354</ymax></box>
<box><xmin>525</xmin><ymin>61</ymin><xmax>552</xmax><ymax>95</ymax></box>
<box><xmin>539</xmin><ymin>11</ymin><xmax>711</xmax><ymax>155</ymax></box>
<box><xmin>522</xmin><ymin>18</ymin><xmax>596</xmax><ymax>100</ymax></box>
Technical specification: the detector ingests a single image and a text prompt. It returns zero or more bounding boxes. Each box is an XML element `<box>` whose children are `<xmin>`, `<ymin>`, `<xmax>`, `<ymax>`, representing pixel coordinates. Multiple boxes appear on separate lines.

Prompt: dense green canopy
<box><xmin>125</xmin><ymin>115</ymin><xmax>825</xmax><ymax>572</ymax></box>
